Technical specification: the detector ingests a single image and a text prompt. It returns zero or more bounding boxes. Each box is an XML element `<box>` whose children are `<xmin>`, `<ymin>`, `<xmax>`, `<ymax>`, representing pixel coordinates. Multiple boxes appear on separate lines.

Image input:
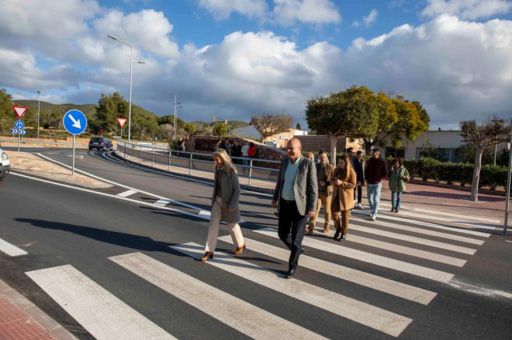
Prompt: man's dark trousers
<box><xmin>278</xmin><ymin>199</ymin><xmax>307</xmax><ymax>269</ymax></box>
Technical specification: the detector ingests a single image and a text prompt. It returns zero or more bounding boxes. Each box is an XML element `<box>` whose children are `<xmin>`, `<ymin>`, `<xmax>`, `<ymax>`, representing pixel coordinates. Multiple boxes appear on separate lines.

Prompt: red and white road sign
<box><xmin>12</xmin><ymin>105</ymin><xmax>28</xmax><ymax>119</ymax></box>
<box><xmin>117</xmin><ymin>117</ymin><xmax>127</xmax><ymax>128</ymax></box>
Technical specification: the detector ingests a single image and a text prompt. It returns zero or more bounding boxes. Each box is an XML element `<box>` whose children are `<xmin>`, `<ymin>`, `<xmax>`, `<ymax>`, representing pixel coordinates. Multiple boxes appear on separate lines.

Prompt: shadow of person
<box><xmin>14</xmin><ymin>218</ymin><xmax>183</xmax><ymax>256</ymax></box>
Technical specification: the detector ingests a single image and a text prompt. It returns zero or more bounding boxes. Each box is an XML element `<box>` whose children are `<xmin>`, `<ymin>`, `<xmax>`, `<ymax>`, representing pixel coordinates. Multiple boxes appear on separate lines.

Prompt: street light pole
<box><xmin>128</xmin><ymin>44</ymin><xmax>133</xmax><ymax>144</ymax></box>
<box><xmin>504</xmin><ymin>118</ymin><xmax>512</xmax><ymax>235</ymax></box>
<box><xmin>173</xmin><ymin>93</ymin><xmax>177</xmax><ymax>141</ymax></box>
<box><xmin>107</xmin><ymin>35</ymin><xmax>144</xmax><ymax>144</ymax></box>
<box><xmin>36</xmin><ymin>90</ymin><xmax>41</xmax><ymax>142</ymax></box>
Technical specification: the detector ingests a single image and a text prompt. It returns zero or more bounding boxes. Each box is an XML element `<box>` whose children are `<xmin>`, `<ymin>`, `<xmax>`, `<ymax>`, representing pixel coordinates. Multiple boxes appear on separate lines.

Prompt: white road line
<box><xmin>11</xmin><ymin>172</ymin><xmax>209</xmax><ymax>222</ymax></box>
<box><xmin>350</xmin><ymin>216</ymin><xmax>485</xmax><ymax>245</ymax></box>
<box><xmin>254</xmin><ymin>229</ymin><xmax>454</xmax><ymax>283</ymax></box>
<box><xmin>342</xmin><ymin>233</ymin><xmax>466</xmax><ymax>267</ymax></box>
<box><xmin>154</xmin><ymin>199</ymin><xmax>170</xmax><ymax>206</ymax></box>
<box><xmin>351</xmin><ymin>210</ymin><xmax>491</xmax><ymax>238</ymax></box>
<box><xmin>111</xmin><ymin>252</ymin><xmax>326</xmax><ymax>340</ymax></box>
<box><xmin>171</xmin><ymin>243</ymin><xmax>413</xmax><ymax>338</ymax></box>
<box><xmin>349</xmin><ymin>223</ymin><xmax>477</xmax><ymax>255</ymax></box>
<box><xmin>0</xmin><ymin>238</ymin><xmax>28</xmax><ymax>256</ymax></box>
<box><xmin>379</xmin><ymin>202</ymin><xmax>500</xmax><ymax>224</ymax></box>
<box><xmin>117</xmin><ymin>189</ymin><xmax>138</xmax><ymax>198</ymax></box>
<box><xmin>37</xmin><ymin>153</ymin><xmax>205</xmax><ymax>212</ymax></box>
<box><xmin>218</xmin><ymin>236</ymin><xmax>437</xmax><ymax>305</ymax></box>
<box><xmin>26</xmin><ymin>265</ymin><xmax>174</xmax><ymax>340</ymax></box>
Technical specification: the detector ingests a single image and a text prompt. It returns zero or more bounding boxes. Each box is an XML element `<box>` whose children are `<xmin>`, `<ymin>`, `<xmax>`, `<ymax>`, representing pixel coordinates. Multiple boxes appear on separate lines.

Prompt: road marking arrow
<box><xmin>68</xmin><ymin>114</ymin><xmax>81</xmax><ymax>129</ymax></box>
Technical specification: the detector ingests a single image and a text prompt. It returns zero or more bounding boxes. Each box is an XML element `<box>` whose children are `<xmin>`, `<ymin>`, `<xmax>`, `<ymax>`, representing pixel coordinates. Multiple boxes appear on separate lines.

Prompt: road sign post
<box><xmin>117</xmin><ymin>117</ymin><xmax>127</xmax><ymax>140</ymax></box>
<box><xmin>12</xmin><ymin>106</ymin><xmax>28</xmax><ymax>152</ymax></box>
<box><xmin>63</xmin><ymin>109</ymin><xmax>88</xmax><ymax>175</ymax></box>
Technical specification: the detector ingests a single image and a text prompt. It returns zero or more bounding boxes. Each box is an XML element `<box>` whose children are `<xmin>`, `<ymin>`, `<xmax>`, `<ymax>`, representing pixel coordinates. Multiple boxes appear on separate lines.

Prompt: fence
<box><xmin>117</xmin><ymin>141</ymin><xmax>281</xmax><ymax>185</ymax></box>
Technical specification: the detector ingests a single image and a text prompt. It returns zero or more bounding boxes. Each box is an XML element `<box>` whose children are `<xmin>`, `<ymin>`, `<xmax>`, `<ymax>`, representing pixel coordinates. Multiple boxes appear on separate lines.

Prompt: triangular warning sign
<box><xmin>12</xmin><ymin>105</ymin><xmax>27</xmax><ymax>119</ymax></box>
<box><xmin>117</xmin><ymin>117</ymin><xmax>127</xmax><ymax>128</ymax></box>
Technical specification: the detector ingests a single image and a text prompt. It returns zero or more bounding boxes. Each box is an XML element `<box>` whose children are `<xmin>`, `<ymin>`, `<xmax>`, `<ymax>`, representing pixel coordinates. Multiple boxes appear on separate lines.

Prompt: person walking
<box><xmin>354</xmin><ymin>150</ymin><xmax>365</xmax><ymax>208</ymax></box>
<box><xmin>307</xmin><ymin>152</ymin><xmax>334</xmax><ymax>234</ymax></box>
<box><xmin>201</xmin><ymin>149</ymin><xmax>245</xmax><ymax>262</ymax></box>
<box><xmin>364</xmin><ymin>148</ymin><xmax>387</xmax><ymax>221</ymax></box>
<box><xmin>331</xmin><ymin>156</ymin><xmax>357</xmax><ymax>240</ymax></box>
<box><xmin>389</xmin><ymin>157</ymin><xmax>409</xmax><ymax>213</ymax></box>
<box><xmin>272</xmin><ymin>138</ymin><xmax>318</xmax><ymax>279</ymax></box>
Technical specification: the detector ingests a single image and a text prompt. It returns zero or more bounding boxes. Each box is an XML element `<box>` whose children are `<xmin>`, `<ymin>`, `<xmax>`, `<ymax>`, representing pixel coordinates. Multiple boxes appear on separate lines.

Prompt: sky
<box><xmin>1</xmin><ymin>0</ymin><xmax>512</xmax><ymax>130</ymax></box>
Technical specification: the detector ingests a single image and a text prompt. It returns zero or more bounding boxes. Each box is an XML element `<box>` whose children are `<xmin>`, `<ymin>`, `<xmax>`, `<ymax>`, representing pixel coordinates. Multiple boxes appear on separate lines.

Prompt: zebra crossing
<box><xmin>2</xmin><ymin>209</ymin><xmax>494</xmax><ymax>339</ymax></box>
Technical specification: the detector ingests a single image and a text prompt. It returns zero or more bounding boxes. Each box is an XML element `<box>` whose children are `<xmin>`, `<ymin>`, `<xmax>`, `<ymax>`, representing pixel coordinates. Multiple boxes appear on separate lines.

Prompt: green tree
<box><xmin>183</xmin><ymin>122</ymin><xmax>197</xmax><ymax>139</ymax></box>
<box><xmin>306</xmin><ymin>86</ymin><xmax>379</xmax><ymax>163</ymax></box>
<box><xmin>460</xmin><ymin>119</ymin><xmax>511</xmax><ymax>201</ymax></box>
<box><xmin>94</xmin><ymin>92</ymin><xmax>128</xmax><ymax>134</ymax></box>
<box><xmin>212</xmin><ymin>121</ymin><xmax>229</xmax><ymax>137</ymax></box>
<box><xmin>251</xmin><ymin>114</ymin><xmax>292</xmax><ymax>138</ymax></box>
<box><xmin>0</xmin><ymin>89</ymin><xmax>14</xmax><ymax>134</ymax></box>
<box><xmin>295</xmin><ymin>122</ymin><xmax>302</xmax><ymax>130</ymax></box>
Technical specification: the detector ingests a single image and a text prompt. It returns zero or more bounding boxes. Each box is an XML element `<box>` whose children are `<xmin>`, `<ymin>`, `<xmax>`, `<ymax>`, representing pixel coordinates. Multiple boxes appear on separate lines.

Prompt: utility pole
<box><xmin>173</xmin><ymin>93</ymin><xmax>177</xmax><ymax>141</ymax></box>
<box><xmin>36</xmin><ymin>90</ymin><xmax>41</xmax><ymax>142</ymax></box>
<box><xmin>504</xmin><ymin>118</ymin><xmax>512</xmax><ymax>235</ymax></box>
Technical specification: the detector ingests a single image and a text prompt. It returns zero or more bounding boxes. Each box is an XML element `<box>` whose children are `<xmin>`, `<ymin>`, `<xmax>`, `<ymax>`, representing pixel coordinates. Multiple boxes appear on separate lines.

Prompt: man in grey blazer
<box><xmin>272</xmin><ymin>138</ymin><xmax>318</xmax><ymax>278</ymax></box>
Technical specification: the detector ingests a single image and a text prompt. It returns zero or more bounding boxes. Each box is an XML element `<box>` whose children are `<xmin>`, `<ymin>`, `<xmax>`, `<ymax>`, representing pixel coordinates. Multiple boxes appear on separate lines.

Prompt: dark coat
<box><xmin>352</xmin><ymin>157</ymin><xmax>365</xmax><ymax>184</ymax></box>
<box><xmin>273</xmin><ymin>156</ymin><xmax>318</xmax><ymax>216</ymax></box>
<box><xmin>212</xmin><ymin>167</ymin><xmax>241</xmax><ymax>223</ymax></box>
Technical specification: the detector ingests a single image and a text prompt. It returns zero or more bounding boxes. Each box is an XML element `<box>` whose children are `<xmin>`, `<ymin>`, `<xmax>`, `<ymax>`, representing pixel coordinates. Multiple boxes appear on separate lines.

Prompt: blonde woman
<box><xmin>331</xmin><ymin>155</ymin><xmax>357</xmax><ymax>241</ymax></box>
<box><xmin>201</xmin><ymin>149</ymin><xmax>245</xmax><ymax>261</ymax></box>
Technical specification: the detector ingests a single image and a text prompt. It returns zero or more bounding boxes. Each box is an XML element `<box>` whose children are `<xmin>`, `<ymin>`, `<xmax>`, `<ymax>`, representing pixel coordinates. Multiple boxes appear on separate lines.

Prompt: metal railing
<box><xmin>116</xmin><ymin>141</ymin><xmax>281</xmax><ymax>184</ymax></box>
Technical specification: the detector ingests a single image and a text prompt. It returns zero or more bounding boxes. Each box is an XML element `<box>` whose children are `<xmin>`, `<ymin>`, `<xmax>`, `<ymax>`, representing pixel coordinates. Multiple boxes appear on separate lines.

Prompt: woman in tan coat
<box><xmin>331</xmin><ymin>155</ymin><xmax>357</xmax><ymax>241</ymax></box>
<box><xmin>201</xmin><ymin>149</ymin><xmax>245</xmax><ymax>262</ymax></box>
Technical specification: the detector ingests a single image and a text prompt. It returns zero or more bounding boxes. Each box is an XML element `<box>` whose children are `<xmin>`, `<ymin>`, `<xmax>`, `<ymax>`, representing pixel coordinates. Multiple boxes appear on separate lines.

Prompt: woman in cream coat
<box><xmin>201</xmin><ymin>149</ymin><xmax>245</xmax><ymax>261</ymax></box>
<box><xmin>331</xmin><ymin>155</ymin><xmax>357</xmax><ymax>241</ymax></box>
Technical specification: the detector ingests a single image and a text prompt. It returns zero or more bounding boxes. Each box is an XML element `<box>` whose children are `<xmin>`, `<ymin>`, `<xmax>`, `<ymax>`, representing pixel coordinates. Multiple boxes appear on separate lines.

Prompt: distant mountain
<box><xmin>13</xmin><ymin>100</ymin><xmax>158</xmax><ymax>120</ymax></box>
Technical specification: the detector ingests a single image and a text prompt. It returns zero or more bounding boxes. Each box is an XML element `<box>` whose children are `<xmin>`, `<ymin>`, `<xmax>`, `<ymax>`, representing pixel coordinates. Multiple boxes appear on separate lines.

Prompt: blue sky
<box><xmin>1</xmin><ymin>0</ymin><xmax>512</xmax><ymax>129</ymax></box>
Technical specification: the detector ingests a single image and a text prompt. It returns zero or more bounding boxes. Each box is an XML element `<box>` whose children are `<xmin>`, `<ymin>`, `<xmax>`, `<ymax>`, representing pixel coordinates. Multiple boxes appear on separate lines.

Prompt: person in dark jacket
<box><xmin>364</xmin><ymin>148</ymin><xmax>387</xmax><ymax>221</ymax></box>
<box><xmin>272</xmin><ymin>138</ymin><xmax>318</xmax><ymax>279</ymax></box>
<box><xmin>353</xmin><ymin>150</ymin><xmax>365</xmax><ymax>208</ymax></box>
<box><xmin>201</xmin><ymin>149</ymin><xmax>245</xmax><ymax>262</ymax></box>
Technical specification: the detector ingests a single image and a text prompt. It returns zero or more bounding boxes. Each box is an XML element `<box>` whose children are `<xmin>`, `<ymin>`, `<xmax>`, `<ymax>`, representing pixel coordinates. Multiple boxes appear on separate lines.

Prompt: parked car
<box><xmin>88</xmin><ymin>137</ymin><xmax>113</xmax><ymax>151</ymax></box>
<box><xmin>0</xmin><ymin>148</ymin><xmax>10</xmax><ymax>180</ymax></box>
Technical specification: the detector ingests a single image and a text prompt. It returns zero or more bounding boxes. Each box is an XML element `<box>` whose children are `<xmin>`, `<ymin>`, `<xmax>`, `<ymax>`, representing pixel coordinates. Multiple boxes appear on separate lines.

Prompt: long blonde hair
<box><xmin>213</xmin><ymin>148</ymin><xmax>237</xmax><ymax>174</ymax></box>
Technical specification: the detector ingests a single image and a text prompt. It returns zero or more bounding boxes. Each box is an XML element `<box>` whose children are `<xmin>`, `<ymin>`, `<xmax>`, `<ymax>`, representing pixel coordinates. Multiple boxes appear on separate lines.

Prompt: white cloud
<box><xmin>273</xmin><ymin>0</ymin><xmax>341</xmax><ymax>25</ymax></box>
<box><xmin>422</xmin><ymin>0</ymin><xmax>512</xmax><ymax>19</ymax></box>
<box><xmin>353</xmin><ymin>8</ymin><xmax>379</xmax><ymax>28</ymax></box>
<box><xmin>93</xmin><ymin>9</ymin><xmax>179</xmax><ymax>59</ymax></box>
<box><xmin>197</xmin><ymin>0</ymin><xmax>267</xmax><ymax>20</ymax></box>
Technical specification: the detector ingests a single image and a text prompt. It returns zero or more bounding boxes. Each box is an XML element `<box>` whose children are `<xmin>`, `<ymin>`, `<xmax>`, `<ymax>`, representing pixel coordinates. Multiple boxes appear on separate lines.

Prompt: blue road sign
<box><xmin>11</xmin><ymin>128</ymin><xmax>17</xmax><ymax>135</ymax></box>
<box><xmin>15</xmin><ymin>120</ymin><xmax>24</xmax><ymax>129</ymax></box>
<box><xmin>63</xmin><ymin>109</ymin><xmax>87</xmax><ymax>135</ymax></box>
<box><xmin>19</xmin><ymin>129</ymin><xmax>26</xmax><ymax>135</ymax></box>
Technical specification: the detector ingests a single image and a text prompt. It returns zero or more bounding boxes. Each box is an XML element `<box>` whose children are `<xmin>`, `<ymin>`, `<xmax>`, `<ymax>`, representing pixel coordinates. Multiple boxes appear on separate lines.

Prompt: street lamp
<box><xmin>36</xmin><ymin>90</ymin><xmax>41</xmax><ymax>142</ymax></box>
<box><xmin>172</xmin><ymin>93</ymin><xmax>182</xmax><ymax>141</ymax></box>
<box><xmin>107</xmin><ymin>35</ymin><xmax>144</xmax><ymax>144</ymax></box>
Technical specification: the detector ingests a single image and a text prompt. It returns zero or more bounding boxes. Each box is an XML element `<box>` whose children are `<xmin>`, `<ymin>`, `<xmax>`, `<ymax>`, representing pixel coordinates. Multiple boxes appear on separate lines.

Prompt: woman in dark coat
<box><xmin>201</xmin><ymin>149</ymin><xmax>245</xmax><ymax>261</ymax></box>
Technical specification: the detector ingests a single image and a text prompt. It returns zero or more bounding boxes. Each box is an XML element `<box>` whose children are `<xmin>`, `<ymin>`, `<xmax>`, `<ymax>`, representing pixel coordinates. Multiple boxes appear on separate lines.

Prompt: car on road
<box><xmin>0</xmin><ymin>148</ymin><xmax>10</xmax><ymax>180</ymax></box>
<box><xmin>89</xmin><ymin>137</ymin><xmax>113</xmax><ymax>151</ymax></box>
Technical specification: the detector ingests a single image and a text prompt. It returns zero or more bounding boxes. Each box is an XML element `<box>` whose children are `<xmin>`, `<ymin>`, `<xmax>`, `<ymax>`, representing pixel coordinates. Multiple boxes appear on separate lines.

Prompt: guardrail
<box><xmin>117</xmin><ymin>141</ymin><xmax>281</xmax><ymax>185</ymax></box>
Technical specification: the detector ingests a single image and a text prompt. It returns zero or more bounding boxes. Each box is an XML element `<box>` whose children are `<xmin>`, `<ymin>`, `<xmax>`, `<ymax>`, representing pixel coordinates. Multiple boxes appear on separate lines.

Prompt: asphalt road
<box><xmin>1</xmin><ymin>148</ymin><xmax>511</xmax><ymax>339</ymax></box>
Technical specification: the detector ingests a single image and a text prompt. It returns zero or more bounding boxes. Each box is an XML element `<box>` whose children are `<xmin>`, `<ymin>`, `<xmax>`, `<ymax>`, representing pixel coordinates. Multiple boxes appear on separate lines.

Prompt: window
<box><xmin>384</xmin><ymin>147</ymin><xmax>405</xmax><ymax>159</ymax></box>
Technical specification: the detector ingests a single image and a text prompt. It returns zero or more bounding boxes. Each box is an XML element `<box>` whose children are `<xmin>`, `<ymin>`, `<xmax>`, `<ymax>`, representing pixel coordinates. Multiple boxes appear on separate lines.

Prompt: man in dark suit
<box><xmin>272</xmin><ymin>138</ymin><xmax>318</xmax><ymax>279</ymax></box>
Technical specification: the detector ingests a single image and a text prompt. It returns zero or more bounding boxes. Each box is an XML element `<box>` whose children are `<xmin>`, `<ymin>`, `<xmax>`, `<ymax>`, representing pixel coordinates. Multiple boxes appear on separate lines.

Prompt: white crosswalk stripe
<box><xmin>26</xmin><ymin>265</ymin><xmax>175</xmax><ymax>340</ymax></box>
<box><xmin>170</xmin><ymin>242</ymin><xmax>413</xmax><ymax>338</ymax></box>
<box><xmin>154</xmin><ymin>199</ymin><xmax>171</xmax><ymax>206</ymax></box>
<box><xmin>218</xmin><ymin>235</ymin><xmax>437</xmax><ymax>304</ymax></box>
<box><xmin>254</xmin><ymin>228</ymin><xmax>455</xmax><ymax>283</ymax></box>
<box><xmin>110</xmin><ymin>252</ymin><xmax>327</xmax><ymax>340</ymax></box>
<box><xmin>351</xmin><ymin>210</ymin><xmax>492</xmax><ymax>237</ymax></box>
<box><xmin>0</xmin><ymin>237</ymin><xmax>28</xmax><ymax>256</ymax></box>
<box><xmin>116</xmin><ymin>189</ymin><xmax>138</xmax><ymax>197</ymax></box>
<box><xmin>20</xmin><ymin>201</ymin><xmax>493</xmax><ymax>339</ymax></box>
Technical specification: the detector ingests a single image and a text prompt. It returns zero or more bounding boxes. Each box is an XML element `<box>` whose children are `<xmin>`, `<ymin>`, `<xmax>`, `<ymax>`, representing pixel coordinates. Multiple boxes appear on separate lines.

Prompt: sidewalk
<box><xmin>115</xmin><ymin>150</ymin><xmax>507</xmax><ymax>225</ymax></box>
<box><xmin>0</xmin><ymin>280</ymin><xmax>76</xmax><ymax>340</ymax></box>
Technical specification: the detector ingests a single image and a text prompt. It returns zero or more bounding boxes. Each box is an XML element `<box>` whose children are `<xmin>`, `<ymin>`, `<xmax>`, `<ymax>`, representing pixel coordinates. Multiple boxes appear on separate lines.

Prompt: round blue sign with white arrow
<box><xmin>15</xmin><ymin>120</ymin><xmax>24</xmax><ymax>129</ymax></box>
<box><xmin>63</xmin><ymin>109</ymin><xmax>87</xmax><ymax>135</ymax></box>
